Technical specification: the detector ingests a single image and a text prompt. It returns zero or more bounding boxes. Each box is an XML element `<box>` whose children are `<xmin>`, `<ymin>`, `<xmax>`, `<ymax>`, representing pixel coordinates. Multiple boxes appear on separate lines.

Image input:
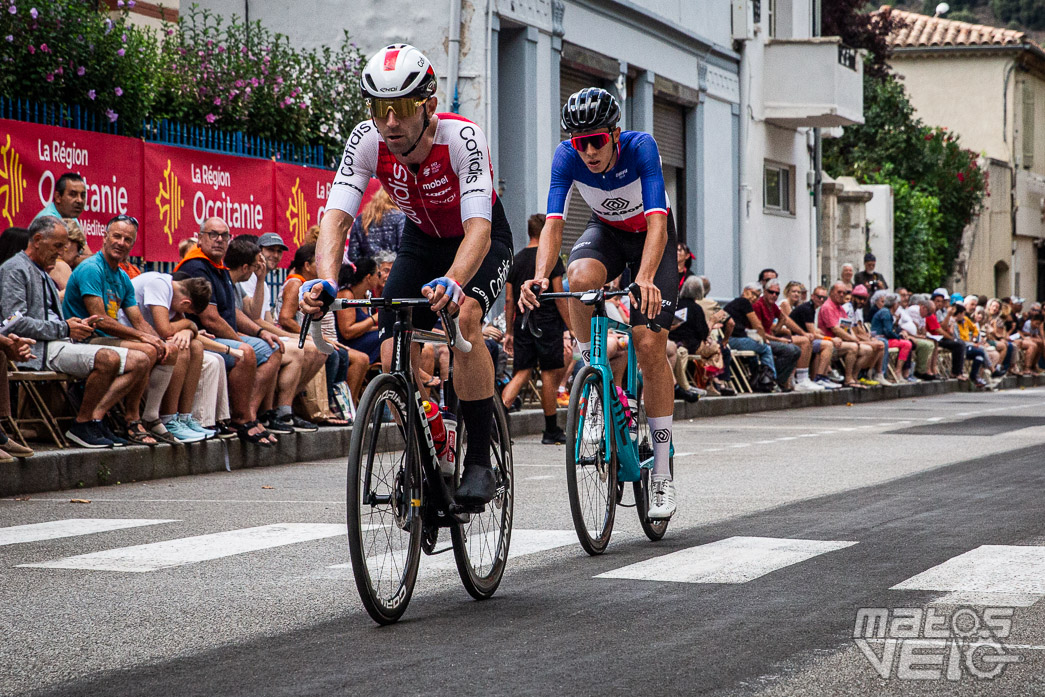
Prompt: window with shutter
<box><xmin>1023</xmin><ymin>82</ymin><xmax>1035</xmax><ymax>170</ymax></box>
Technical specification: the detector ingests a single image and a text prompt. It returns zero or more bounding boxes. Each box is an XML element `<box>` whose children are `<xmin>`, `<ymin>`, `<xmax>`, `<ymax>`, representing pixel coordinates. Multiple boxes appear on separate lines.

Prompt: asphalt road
<box><xmin>5</xmin><ymin>388</ymin><xmax>1045</xmax><ymax>696</ymax></box>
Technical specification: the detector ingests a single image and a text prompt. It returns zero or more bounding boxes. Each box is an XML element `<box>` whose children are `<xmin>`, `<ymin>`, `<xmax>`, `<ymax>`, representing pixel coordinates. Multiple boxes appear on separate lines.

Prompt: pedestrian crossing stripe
<box><xmin>0</xmin><ymin>519</ymin><xmax>177</xmax><ymax>547</ymax></box>
<box><xmin>19</xmin><ymin>523</ymin><xmax>345</xmax><ymax>573</ymax></box>
<box><xmin>595</xmin><ymin>536</ymin><xmax>858</xmax><ymax>584</ymax></box>
<box><xmin>892</xmin><ymin>545</ymin><xmax>1045</xmax><ymax>604</ymax></box>
<box><xmin>328</xmin><ymin>529</ymin><xmax>578</xmax><ymax>579</ymax></box>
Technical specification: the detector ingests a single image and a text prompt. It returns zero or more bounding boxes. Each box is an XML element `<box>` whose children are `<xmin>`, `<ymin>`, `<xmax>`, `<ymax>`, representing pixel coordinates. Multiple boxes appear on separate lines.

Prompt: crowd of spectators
<box><xmin>0</xmin><ymin>174</ymin><xmax>1042</xmax><ymax>460</ymax></box>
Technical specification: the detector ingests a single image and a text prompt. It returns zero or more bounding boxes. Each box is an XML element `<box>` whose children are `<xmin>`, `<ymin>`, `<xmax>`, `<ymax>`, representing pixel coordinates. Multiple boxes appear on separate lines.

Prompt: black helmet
<box><xmin>561</xmin><ymin>87</ymin><xmax>621</xmax><ymax>133</ymax></box>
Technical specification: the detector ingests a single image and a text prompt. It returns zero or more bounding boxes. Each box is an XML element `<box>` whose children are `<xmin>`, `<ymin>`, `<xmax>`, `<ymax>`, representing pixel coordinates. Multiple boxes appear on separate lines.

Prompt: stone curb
<box><xmin>3</xmin><ymin>374</ymin><xmax>1043</xmax><ymax>497</ymax></box>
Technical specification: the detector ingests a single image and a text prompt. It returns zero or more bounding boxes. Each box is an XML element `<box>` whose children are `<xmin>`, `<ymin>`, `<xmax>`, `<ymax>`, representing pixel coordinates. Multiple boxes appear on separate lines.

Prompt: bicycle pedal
<box><xmin>449</xmin><ymin>502</ymin><xmax>485</xmax><ymax>516</ymax></box>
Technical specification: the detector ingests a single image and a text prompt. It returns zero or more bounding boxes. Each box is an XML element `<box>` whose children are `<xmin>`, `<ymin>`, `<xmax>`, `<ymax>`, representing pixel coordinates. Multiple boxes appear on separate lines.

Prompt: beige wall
<box><xmin>890</xmin><ymin>54</ymin><xmax>1011</xmax><ymax>162</ymax></box>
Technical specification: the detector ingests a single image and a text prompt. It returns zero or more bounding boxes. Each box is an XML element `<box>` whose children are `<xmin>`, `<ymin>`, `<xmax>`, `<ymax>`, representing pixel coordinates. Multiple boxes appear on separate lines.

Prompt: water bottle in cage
<box><xmin>439</xmin><ymin>411</ymin><xmax>458</xmax><ymax>476</ymax></box>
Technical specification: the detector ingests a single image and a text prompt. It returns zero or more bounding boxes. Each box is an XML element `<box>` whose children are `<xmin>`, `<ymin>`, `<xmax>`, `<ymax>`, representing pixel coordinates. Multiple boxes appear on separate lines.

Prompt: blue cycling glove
<box><xmin>299</xmin><ymin>279</ymin><xmax>338</xmax><ymax>312</ymax></box>
<box><xmin>423</xmin><ymin>276</ymin><xmax>464</xmax><ymax>306</ymax></box>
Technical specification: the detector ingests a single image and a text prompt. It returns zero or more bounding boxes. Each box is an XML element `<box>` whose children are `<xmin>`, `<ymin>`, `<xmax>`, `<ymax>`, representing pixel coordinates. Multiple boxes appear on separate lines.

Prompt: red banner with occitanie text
<box><xmin>142</xmin><ymin>143</ymin><xmax>275</xmax><ymax>263</ymax></box>
<box><xmin>0</xmin><ymin>118</ymin><xmax>144</xmax><ymax>254</ymax></box>
<box><xmin>273</xmin><ymin>162</ymin><xmax>335</xmax><ymax>263</ymax></box>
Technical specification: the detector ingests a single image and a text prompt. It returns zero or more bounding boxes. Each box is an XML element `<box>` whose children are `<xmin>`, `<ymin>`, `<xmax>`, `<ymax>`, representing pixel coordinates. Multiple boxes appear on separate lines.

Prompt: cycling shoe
<box><xmin>456</xmin><ymin>465</ymin><xmax>496</xmax><ymax>505</ymax></box>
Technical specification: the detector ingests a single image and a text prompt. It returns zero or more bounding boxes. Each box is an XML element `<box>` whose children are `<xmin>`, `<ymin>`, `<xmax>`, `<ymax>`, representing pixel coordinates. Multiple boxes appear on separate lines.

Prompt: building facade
<box><xmin>184</xmin><ymin>0</ymin><xmax>862</xmax><ymax>297</ymax></box>
<box><xmin>886</xmin><ymin>7</ymin><xmax>1045</xmax><ymax>302</ymax></box>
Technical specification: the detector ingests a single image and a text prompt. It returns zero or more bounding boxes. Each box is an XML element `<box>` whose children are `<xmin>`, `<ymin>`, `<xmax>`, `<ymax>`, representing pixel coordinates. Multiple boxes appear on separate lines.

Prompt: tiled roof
<box><xmin>880</xmin><ymin>6</ymin><xmax>1026</xmax><ymax>48</ymax></box>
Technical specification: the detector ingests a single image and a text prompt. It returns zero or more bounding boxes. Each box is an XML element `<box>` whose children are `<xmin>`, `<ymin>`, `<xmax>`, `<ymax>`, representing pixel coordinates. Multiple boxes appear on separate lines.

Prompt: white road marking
<box><xmin>19</xmin><ymin>523</ymin><xmax>345</xmax><ymax>572</ymax></box>
<box><xmin>524</xmin><ymin>475</ymin><xmax>557</xmax><ymax>481</ymax></box>
<box><xmin>327</xmin><ymin>529</ymin><xmax>578</xmax><ymax>576</ymax></box>
<box><xmin>596</xmin><ymin>536</ymin><xmax>857</xmax><ymax>584</ymax></box>
<box><xmin>0</xmin><ymin>518</ymin><xmax>176</xmax><ymax>547</ymax></box>
<box><xmin>892</xmin><ymin>545</ymin><xmax>1045</xmax><ymax>601</ymax></box>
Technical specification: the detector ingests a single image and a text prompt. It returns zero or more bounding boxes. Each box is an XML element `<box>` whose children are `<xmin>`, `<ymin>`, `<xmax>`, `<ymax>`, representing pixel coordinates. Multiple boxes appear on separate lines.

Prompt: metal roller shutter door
<box><xmin>559</xmin><ymin>70</ymin><xmax>602</xmax><ymax>256</ymax></box>
<box><xmin>653</xmin><ymin>100</ymin><xmax>685</xmax><ymax>169</ymax></box>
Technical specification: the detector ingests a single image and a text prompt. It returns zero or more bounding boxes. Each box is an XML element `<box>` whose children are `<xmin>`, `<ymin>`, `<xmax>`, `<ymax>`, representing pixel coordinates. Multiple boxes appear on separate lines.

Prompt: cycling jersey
<box><xmin>327</xmin><ymin>113</ymin><xmax>495</xmax><ymax>239</ymax></box>
<box><xmin>546</xmin><ymin>130</ymin><xmax>668</xmax><ymax>233</ymax></box>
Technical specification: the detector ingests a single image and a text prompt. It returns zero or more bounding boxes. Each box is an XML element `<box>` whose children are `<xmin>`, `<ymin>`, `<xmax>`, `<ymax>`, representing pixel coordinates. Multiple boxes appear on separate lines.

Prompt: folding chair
<box><xmin>729</xmin><ymin>350</ymin><xmax>756</xmax><ymax>393</ymax></box>
<box><xmin>7</xmin><ymin>362</ymin><xmax>77</xmax><ymax>448</ymax></box>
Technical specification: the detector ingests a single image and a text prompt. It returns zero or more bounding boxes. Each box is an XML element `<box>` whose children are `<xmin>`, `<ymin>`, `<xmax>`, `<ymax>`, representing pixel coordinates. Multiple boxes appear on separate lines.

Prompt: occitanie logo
<box><xmin>155</xmin><ymin>159</ymin><xmax>184</xmax><ymax>244</ymax></box>
<box><xmin>285</xmin><ymin>177</ymin><xmax>310</xmax><ymax>246</ymax></box>
<box><xmin>0</xmin><ymin>134</ymin><xmax>27</xmax><ymax>227</ymax></box>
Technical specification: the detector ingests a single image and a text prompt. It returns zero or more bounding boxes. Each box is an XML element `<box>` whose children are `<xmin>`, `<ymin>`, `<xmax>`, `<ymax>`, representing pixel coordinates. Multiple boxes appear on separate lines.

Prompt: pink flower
<box><xmin>275</xmin><ymin>76</ymin><xmax>283</xmax><ymax>84</ymax></box>
<box><xmin>957</xmin><ymin>172</ymin><xmax>965</xmax><ymax>182</ymax></box>
<box><xmin>87</xmin><ymin>89</ymin><xmax>96</xmax><ymax>100</ymax></box>
<box><xmin>114</xmin><ymin>86</ymin><xmax>122</xmax><ymax>96</ymax></box>
<box><xmin>7</xmin><ymin>6</ymin><xmax>16</xmax><ymax>15</ymax></box>
<box><xmin>116</xmin><ymin>48</ymin><xmax>125</xmax><ymax>57</ymax></box>
<box><xmin>121</xmin><ymin>33</ymin><xmax>127</xmax><ymax>43</ymax></box>
<box><xmin>205</xmin><ymin>113</ymin><xmax>216</xmax><ymax>123</ymax></box>
<box><xmin>217</xmin><ymin>45</ymin><xmax>225</xmax><ymax>53</ymax></box>
<box><xmin>27</xmin><ymin>45</ymin><xmax>34</xmax><ymax>54</ymax></box>
<box><xmin>235</xmin><ymin>79</ymin><xmax>244</xmax><ymax>88</ymax></box>
<box><xmin>213</xmin><ymin>97</ymin><xmax>221</xmax><ymax>105</ymax></box>
<box><xmin>127</xmin><ymin>0</ymin><xmax>135</xmax><ymax>6</ymax></box>
<box><xmin>28</xmin><ymin>6</ymin><xmax>36</xmax><ymax>18</ymax></box>
<box><xmin>116</xmin><ymin>0</ymin><xmax>124</xmax><ymax>6</ymax></box>
<box><xmin>45</xmin><ymin>72</ymin><xmax>53</xmax><ymax>82</ymax></box>
<box><xmin>4</xmin><ymin>35</ymin><xmax>12</xmax><ymax>42</ymax></box>
<box><xmin>39</xmin><ymin>42</ymin><xmax>48</xmax><ymax>52</ymax></box>
<box><xmin>55</xmin><ymin>65</ymin><xmax>62</xmax><ymax>75</ymax></box>
<box><xmin>76</xmin><ymin>65</ymin><xmax>85</xmax><ymax>76</ymax></box>
<box><xmin>166</xmin><ymin>28</ymin><xmax>173</xmax><ymax>36</ymax></box>
<box><xmin>250</xmin><ymin>77</ymin><xmax>258</xmax><ymax>87</ymax></box>
<box><xmin>105</xmin><ymin>108</ymin><xmax>118</xmax><ymax>122</ymax></box>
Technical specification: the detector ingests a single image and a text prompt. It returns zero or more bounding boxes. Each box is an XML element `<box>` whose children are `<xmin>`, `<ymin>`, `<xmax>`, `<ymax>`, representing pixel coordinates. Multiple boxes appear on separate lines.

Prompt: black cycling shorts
<box><xmin>567</xmin><ymin>212</ymin><xmax>679</xmax><ymax>330</ymax></box>
<box><xmin>378</xmin><ymin>197</ymin><xmax>514</xmax><ymax>340</ymax></box>
<box><xmin>512</xmin><ymin>316</ymin><xmax>567</xmax><ymax>372</ymax></box>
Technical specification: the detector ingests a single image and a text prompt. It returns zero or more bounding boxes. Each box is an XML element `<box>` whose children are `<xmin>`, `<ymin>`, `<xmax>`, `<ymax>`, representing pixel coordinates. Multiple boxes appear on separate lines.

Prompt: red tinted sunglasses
<box><xmin>570</xmin><ymin>132</ymin><xmax>612</xmax><ymax>152</ymax></box>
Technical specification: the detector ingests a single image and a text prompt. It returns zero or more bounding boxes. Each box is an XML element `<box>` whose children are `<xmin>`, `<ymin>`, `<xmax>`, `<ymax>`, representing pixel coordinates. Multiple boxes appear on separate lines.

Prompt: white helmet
<box><xmin>360</xmin><ymin>44</ymin><xmax>437</xmax><ymax>99</ymax></box>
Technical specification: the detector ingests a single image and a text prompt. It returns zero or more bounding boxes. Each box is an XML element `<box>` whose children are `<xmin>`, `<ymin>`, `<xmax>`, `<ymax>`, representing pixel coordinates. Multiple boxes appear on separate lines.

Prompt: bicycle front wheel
<box><xmin>346</xmin><ymin>374</ymin><xmax>422</xmax><ymax>625</ymax></box>
<box><xmin>565</xmin><ymin>365</ymin><xmax>617</xmax><ymax>555</ymax></box>
<box><xmin>451</xmin><ymin>399</ymin><xmax>514</xmax><ymax>599</ymax></box>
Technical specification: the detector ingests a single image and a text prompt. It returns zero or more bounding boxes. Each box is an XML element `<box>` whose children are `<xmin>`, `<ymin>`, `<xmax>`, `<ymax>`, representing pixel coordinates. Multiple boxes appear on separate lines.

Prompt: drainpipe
<box><xmin>812</xmin><ymin>1</ymin><xmax>822</xmax><ymax>290</ymax></box>
<box><xmin>447</xmin><ymin>0</ymin><xmax>463</xmax><ymax>113</ymax></box>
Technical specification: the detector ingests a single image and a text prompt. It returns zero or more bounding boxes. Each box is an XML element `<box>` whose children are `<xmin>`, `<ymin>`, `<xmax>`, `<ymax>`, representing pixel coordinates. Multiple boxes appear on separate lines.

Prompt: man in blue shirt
<box><xmin>35</xmin><ymin>172</ymin><xmax>86</xmax><ymax>222</ymax></box>
<box><xmin>63</xmin><ymin>215</ymin><xmax>175</xmax><ymax>445</ymax></box>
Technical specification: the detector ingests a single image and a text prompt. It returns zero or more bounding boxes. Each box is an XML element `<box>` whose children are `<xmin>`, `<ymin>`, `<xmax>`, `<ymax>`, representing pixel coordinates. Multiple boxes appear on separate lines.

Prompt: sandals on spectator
<box><xmin>423</xmin><ymin>374</ymin><xmax>442</xmax><ymax>389</ymax></box>
<box><xmin>235</xmin><ymin>420</ymin><xmax>275</xmax><ymax>447</ymax></box>
<box><xmin>843</xmin><ymin>381</ymin><xmax>866</xmax><ymax>390</ymax></box>
<box><xmin>125</xmin><ymin>420</ymin><xmax>159</xmax><ymax>446</ymax></box>
<box><xmin>144</xmin><ymin>420</ymin><xmax>181</xmax><ymax>446</ymax></box>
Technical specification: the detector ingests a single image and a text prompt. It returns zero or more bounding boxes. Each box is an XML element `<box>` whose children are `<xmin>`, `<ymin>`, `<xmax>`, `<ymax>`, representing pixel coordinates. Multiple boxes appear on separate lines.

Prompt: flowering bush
<box><xmin>154</xmin><ymin>5</ymin><xmax>368</xmax><ymax>155</ymax></box>
<box><xmin>0</xmin><ymin>1</ymin><xmax>368</xmax><ymax>160</ymax></box>
<box><xmin>0</xmin><ymin>0</ymin><xmax>159</xmax><ymax>128</ymax></box>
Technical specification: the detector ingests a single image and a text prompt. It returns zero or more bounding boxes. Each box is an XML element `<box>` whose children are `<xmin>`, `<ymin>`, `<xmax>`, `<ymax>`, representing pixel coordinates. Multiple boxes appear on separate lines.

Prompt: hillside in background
<box><xmin>891</xmin><ymin>0</ymin><xmax>1045</xmax><ymax>42</ymax></box>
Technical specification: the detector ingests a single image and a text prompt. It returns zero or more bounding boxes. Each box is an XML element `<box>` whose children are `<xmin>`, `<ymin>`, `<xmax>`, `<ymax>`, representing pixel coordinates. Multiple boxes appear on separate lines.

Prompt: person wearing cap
<box><xmin>847</xmin><ymin>284</ymin><xmax>888</xmax><ymax>385</ymax></box>
<box><xmin>854</xmin><ymin>253</ymin><xmax>888</xmax><ymax>293</ymax></box>
<box><xmin>932</xmin><ymin>290</ymin><xmax>970</xmax><ymax>381</ymax></box>
<box><xmin>240</xmin><ymin>232</ymin><xmax>288</xmax><ymax>323</ymax></box>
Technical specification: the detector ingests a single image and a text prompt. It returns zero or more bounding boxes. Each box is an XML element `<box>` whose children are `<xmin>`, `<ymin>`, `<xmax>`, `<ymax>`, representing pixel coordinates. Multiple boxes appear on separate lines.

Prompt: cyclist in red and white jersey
<box><xmin>302</xmin><ymin>44</ymin><xmax>512</xmax><ymax>505</ymax></box>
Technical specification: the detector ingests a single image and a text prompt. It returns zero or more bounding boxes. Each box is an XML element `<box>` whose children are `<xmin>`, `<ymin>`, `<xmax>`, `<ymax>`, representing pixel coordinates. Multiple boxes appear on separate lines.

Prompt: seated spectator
<box><xmin>62</xmin><ymin>215</ymin><xmax>176</xmax><ymax>446</ymax></box>
<box><xmin>0</xmin><ymin>226</ymin><xmax>31</xmax><ymax>266</ymax></box>
<box><xmin>952</xmin><ymin>302</ymin><xmax>990</xmax><ymax>387</ymax></box>
<box><xmin>853</xmin><ymin>253</ymin><xmax>888</xmax><ymax>292</ymax></box>
<box><xmin>120</xmin><ymin>271</ymin><xmax>218</xmax><ymax>442</ymax></box>
<box><xmin>0</xmin><ymin>333</ymin><xmax>36</xmax><ymax>459</ymax></box>
<box><xmin>724</xmin><ymin>282</ymin><xmax>778</xmax><ymax>391</ymax></box>
<box><xmin>670</xmin><ymin>275</ymin><xmax>734</xmax><ymax>397</ymax></box>
<box><xmin>818</xmin><ymin>282</ymin><xmax>873</xmax><ymax>389</ymax></box>
<box><xmin>754</xmin><ymin>278</ymin><xmax>816</xmax><ymax>391</ymax></box>
<box><xmin>870</xmin><ymin>293</ymin><xmax>913</xmax><ymax>380</ymax></box>
<box><xmin>781</xmin><ymin>282</ymin><xmax>837</xmax><ymax>389</ymax></box>
<box><xmin>932</xmin><ymin>290</ymin><xmax>969</xmax><ymax>380</ymax></box>
<box><xmin>0</xmin><ymin>216</ymin><xmax>151</xmax><ymax>448</ymax></box>
<box><xmin>49</xmin><ymin>218</ymin><xmax>88</xmax><ymax>298</ymax></box>
<box><xmin>895</xmin><ymin>294</ymin><xmax>935</xmax><ymax>381</ymax></box>
<box><xmin>982</xmin><ymin>304</ymin><xmax>1015</xmax><ymax>377</ymax></box>
<box><xmin>501</xmin><ymin>213</ymin><xmax>572</xmax><ymax>442</ymax></box>
<box><xmin>847</xmin><ymin>285</ymin><xmax>889</xmax><ymax>385</ymax></box>
<box><xmin>278</xmin><ymin>244</ymin><xmax>358</xmax><ymax>425</ymax></box>
<box><xmin>897</xmin><ymin>287</ymin><xmax>911</xmax><ymax>309</ymax></box>
<box><xmin>1018</xmin><ymin>311</ymin><xmax>1045</xmax><ymax>375</ymax></box>
<box><xmin>239</xmin><ymin>232</ymin><xmax>287</xmax><ymax>323</ymax></box>
<box><xmin>337</xmin><ymin>257</ymin><xmax>384</xmax><ymax>366</ymax></box>
<box><xmin>35</xmin><ymin>172</ymin><xmax>85</xmax><ymax>222</ymax></box>
<box><xmin>346</xmin><ymin>186</ymin><xmax>405</xmax><ymax>263</ymax></box>
<box><xmin>175</xmin><ymin>217</ymin><xmax>280</xmax><ymax>446</ymax></box>
<box><xmin>178</xmin><ymin>236</ymin><xmax>197</xmax><ymax>260</ymax></box>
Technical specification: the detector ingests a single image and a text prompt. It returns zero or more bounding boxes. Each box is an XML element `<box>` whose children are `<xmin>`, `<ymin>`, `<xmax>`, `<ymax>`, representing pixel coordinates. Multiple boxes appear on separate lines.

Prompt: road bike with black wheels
<box><xmin>301</xmin><ymin>298</ymin><xmax>513</xmax><ymax>624</ymax></box>
<box><xmin>525</xmin><ymin>284</ymin><xmax>674</xmax><ymax>555</ymax></box>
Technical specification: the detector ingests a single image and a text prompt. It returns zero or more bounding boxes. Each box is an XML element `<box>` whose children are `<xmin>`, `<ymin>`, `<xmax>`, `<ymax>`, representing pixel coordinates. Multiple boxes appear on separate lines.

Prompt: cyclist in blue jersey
<box><xmin>520</xmin><ymin>87</ymin><xmax>678</xmax><ymax>519</ymax></box>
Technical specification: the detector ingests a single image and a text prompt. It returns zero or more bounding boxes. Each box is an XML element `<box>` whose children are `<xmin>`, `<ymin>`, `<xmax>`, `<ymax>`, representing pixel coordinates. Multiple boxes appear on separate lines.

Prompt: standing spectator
<box><xmin>62</xmin><ymin>215</ymin><xmax>174</xmax><ymax>446</ymax></box>
<box><xmin>818</xmin><ymin>282</ymin><xmax>873</xmax><ymax>388</ymax></box>
<box><xmin>0</xmin><ymin>217</ymin><xmax>151</xmax><ymax>448</ymax></box>
<box><xmin>724</xmin><ymin>283</ymin><xmax>777</xmax><ymax>391</ymax></box>
<box><xmin>34</xmin><ymin>172</ymin><xmax>85</xmax><ymax>222</ymax></box>
<box><xmin>752</xmin><ymin>278</ymin><xmax>813</xmax><ymax>391</ymax></box>
<box><xmin>676</xmin><ymin>242</ymin><xmax>695</xmax><ymax>290</ymax></box>
<box><xmin>502</xmin><ymin>214</ymin><xmax>572</xmax><ymax>443</ymax></box>
<box><xmin>854</xmin><ymin>253</ymin><xmax>888</xmax><ymax>292</ymax></box>
<box><xmin>840</xmin><ymin>263</ymin><xmax>855</xmax><ymax>286</ymax></box>
<box><xmin>0</xmin><ymin>333</ymin><xmax>36</xmax><ymax>459</ymax></box>
<box><xmin>345</xmin><ymin>186</ymin><xmax>405</xmax><ymax>263</ymax></box>
<box><xmin>175</xmin><ymin>218</ymin><xmax>280</xmax><ymax>446</ymax></box>
<box><xmin>757</xmin><ymin>268</ymin><xmax>777</xmax><ymax>284</ymax></box>
<box><xmin>781</xmin><ymin>282</ymin><xmax>837</xmax><ymax>388</ymax></box>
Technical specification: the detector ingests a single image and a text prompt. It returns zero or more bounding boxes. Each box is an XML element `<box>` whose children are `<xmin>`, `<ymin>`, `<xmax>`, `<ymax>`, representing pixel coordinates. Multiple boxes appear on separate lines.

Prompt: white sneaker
<box><xmin>648</xmin><ymin>478</ymin><xmax>676</xmax><ymax>520</ymax></box>
<box><xmin>813</xmin><ymin>377</ymin><xmax>840</xmax><ymax>390</ymax></box>
<box><xmin>795</xmin><ymin>378</ymin><xmax>824</xmax><ymax>392</ymax></box>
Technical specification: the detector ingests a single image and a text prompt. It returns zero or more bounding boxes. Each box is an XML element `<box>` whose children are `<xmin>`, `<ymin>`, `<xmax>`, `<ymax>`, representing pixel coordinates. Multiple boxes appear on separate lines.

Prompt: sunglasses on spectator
<box><xmin>813</xmin><ymin>294</ymin><xmax>828</xmax><ymax>300</ymax></box>
<box><xmin>570</xmin><ymin>132</ymin><xmax>612</xmax><ymax>152</ymax></box>
<box><xmin>108</xmin><ymin>214</ymin><xmax>139</xmax><ymax>227</ymax></box>
<box><xmin>366</xmin><ymin>96</ymin><xmax>429</xmax><ymax>120</ymax></box>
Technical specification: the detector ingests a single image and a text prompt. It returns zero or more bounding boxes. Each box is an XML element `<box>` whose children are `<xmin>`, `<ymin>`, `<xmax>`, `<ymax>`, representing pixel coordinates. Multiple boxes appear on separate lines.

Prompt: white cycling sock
<box><xmin>143</xmin><ymin>365</ymin><xmax>173</xmax><ymax>423</ymax></box>
<box><xmin>648</xmin><ymin>415</ymin><xmax>672</xmax><ymax>481</ymax></box>
<box><xmin>576</xmin><ymin>341</ymin><xmax>591</xmax><ymax>366</ymax></box>
<box><xmin>796</xmin><ymin>368</ymin><xmax>809</xmax><ymax>382</ymax></box>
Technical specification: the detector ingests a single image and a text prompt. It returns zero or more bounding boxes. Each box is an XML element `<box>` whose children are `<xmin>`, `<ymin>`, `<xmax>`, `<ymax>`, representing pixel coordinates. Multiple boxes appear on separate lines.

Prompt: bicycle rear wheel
<box><xmin>633</xmin><ymin>381</ymin><xmax>673</xmax><ymax>541</ymax></box>
<box><xmin>451</xmin><ymin>399</ymin><xmax>514</xmax><ymax>599</ymax></box>
<box><xmin>346</xmin><ymin>374</ymin><xmax>422</xmax><ymax>625</ymax></box>
<box><xmin>565</xmin><ymin>365</ymin><xmax>617</xmax><ymax>555</ymax></box>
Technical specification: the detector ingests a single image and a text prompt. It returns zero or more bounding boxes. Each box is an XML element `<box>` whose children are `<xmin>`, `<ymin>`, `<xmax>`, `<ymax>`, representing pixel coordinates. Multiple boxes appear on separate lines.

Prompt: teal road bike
<box><xmin>526</xmin><ymin>283</ymin><xmax>674</xmax><ymax>555</ymax></box>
